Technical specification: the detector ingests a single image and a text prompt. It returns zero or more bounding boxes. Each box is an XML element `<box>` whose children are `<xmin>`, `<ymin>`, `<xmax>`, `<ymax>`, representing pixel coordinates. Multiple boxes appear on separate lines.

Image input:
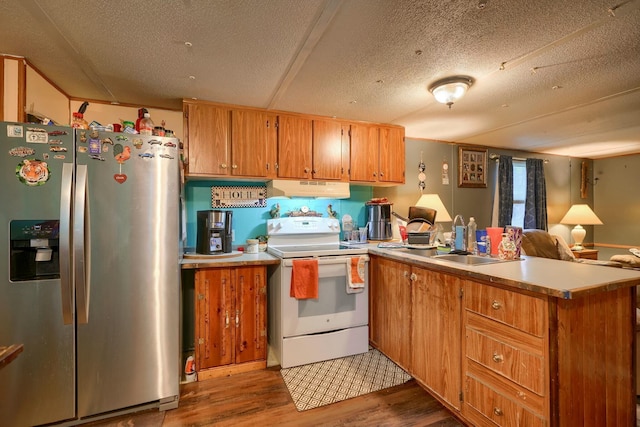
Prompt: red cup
<box><xmin>113</xmin><ymin>123</ymin><xmax>122</xmax><ymax>132</ymax></box>
<box><xmin>486</xmin><ymin>227</ymin><xmax>504</xmax><ymax>256</ymax></box>
<box><xmin>399</xmin><ymin>225</ymin><xmax>408</xmax><ymax>243</ymax></box>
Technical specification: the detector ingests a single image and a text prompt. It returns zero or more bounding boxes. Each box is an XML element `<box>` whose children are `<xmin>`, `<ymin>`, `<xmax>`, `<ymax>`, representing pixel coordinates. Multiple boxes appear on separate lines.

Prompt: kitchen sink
<box><xmin>395</xmin><ymin>247</ymin><xmax>438</xmax><ymax>257</ymax></box>
<box><xmin>430</xmin><ymin>254</ymin><xmax>511</xmax><ymax>265</ymax></box>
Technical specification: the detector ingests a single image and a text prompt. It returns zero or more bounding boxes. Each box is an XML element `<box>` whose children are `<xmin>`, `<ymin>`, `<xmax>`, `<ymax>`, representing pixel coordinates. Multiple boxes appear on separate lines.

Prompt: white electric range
<box><xmin>266</xmin><ymin>216</ymin><xmax>369</xmax><ymax>368</ymax></box>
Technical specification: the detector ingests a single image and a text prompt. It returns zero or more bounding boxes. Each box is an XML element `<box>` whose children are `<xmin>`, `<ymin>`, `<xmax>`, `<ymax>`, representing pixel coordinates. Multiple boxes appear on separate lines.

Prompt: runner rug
<box><xmin>280</xmin><ymin>347</ymin><xmax>412</xmax><ymax>411</ymax></box>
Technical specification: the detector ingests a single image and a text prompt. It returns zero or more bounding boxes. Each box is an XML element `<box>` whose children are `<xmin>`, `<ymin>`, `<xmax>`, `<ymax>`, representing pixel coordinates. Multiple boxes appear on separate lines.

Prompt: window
<box><xmin>511</xmin><ymin>160</ymin><xmax>526</xmax><ymax>227</ymax></box>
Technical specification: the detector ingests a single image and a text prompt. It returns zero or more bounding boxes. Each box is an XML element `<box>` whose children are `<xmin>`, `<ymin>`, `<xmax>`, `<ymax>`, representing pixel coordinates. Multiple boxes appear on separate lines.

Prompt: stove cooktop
<box><xmin>268</xmin><ymin>243</ymin><xmax>368</xmax><ymax>258</ymax></box>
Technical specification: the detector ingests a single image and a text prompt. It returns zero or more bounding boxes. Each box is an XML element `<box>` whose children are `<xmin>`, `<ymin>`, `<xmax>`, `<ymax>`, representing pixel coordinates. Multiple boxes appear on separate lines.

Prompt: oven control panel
<box><xmin>267</xmin><ymin>217</ymin><xmax>340</xmax><ymax>235</ymax></box>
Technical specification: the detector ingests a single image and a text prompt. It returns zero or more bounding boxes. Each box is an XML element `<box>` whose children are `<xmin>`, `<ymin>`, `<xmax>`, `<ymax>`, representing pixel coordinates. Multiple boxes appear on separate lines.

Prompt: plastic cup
<box><xmin>486</xmin><ymin>227</ymin><xmax>504</xmax><ymax>256</ymax></box>
<box><xmin>476</xmin><ymin>230</ymin><xmax>488</xmax><ymax>255</ymax></box>
<box><xmin>359</xmin><ymin>227</ymin><xmax>368</xmax><ymax>243</ymax></box>
<box><xmin>399</xmin><ymin>225</ymin><xmax>408</xmax><ymax>244</ymax></box>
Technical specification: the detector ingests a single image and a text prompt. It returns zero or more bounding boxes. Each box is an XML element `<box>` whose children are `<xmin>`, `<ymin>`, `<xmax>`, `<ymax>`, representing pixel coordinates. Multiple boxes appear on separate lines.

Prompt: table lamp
<box><xmin>559</xmin><ymin>204</ymin><xmax>603</xmax><ymax>251</ymax></box>
<box><xmin>415</xmin><ymin>194</ymin><xmax>452</xmax><ymax>244</ymax></box>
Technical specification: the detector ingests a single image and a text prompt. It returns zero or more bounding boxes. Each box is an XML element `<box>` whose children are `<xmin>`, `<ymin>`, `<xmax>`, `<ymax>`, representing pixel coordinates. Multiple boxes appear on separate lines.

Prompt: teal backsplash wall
<box><xmin>184</xmin><ymin>181</ymin><xmax>373</xmax><ymax>248</ymax></box>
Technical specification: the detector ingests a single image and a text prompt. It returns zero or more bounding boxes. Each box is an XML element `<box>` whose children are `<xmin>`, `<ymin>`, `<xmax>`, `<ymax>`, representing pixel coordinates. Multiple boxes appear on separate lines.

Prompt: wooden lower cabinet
<box><xmin>369</xmin><ymin>256</ymin><xmax>462</xmax><ymax>408</ymax></box>
<box><xmin>411</xmin><ymin>267</ymin><xmax>462</xmax><ymax>410</ymax></box>
<box><xmin>195</xmin><ymin>266</ymin><xmax>267</xmax><ymax>380</ymax></box>
<box><xmin>369</xmin><ymin>256</ymin><xmax>412</xmax><ymax>370</ymax></box>
<box><xmin>370</xmin><ymin>256</ymin><xmax>636</xmax><ymax>427</ymax></box>
<box><xmin>462</xmin><ymin>281</ymin><xmax>549</xmax><ymax>426</ymax></box>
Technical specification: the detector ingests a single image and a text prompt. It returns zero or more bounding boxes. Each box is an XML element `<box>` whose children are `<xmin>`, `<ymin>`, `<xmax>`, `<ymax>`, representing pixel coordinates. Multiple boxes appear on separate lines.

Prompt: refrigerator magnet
<box><xmin>113</xmin><ymin>144</ymin><xmax>131</xmax><ymax>184</ymax></box>
<box><xmin>16</xmin><ymin>159</ymin><xmax>50</xmax><ymax>186</ymax></box>
<box><xmin>89</xmin><ymin>138</ymin><xmax>101</xmax><ymax>154</ymax></box>
<box><xmin>9</xmin><ymin>147</ymin><xmax>35</xmax><ymax>157</ymax></box>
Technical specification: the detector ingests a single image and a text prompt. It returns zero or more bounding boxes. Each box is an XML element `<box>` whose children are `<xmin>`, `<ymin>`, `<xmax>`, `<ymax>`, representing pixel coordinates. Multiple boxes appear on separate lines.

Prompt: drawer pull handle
<box><xmin>403</xmin><ymin>271</ymin><xmax>410</xmax><ymax>278</ymax></box>
<box><xmin>410</xmin><ymin>273</ymin><xmax>417</xmax><ymax>281</ymax></box>
<box><xmin>493</xmin><ymin>407</ymin><xmax>503</xmax><ymax>416</ymax></box>
<box><xmin>492</xmin><ymin>353</ymin><xmax>504</xmax><ymax>363</ymax></box>
<box><xmin>491</xmin><ymin>300</ymin><xmax>502</xmax><ymax>310</ymax></box>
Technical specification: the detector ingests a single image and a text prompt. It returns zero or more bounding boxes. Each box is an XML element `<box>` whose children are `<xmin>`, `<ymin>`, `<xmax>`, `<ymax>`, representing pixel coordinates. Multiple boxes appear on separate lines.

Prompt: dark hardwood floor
<box><xmin>83</xmin><ymin>366</ymin><xmax>464</xmax><ymax>426</ymax></box>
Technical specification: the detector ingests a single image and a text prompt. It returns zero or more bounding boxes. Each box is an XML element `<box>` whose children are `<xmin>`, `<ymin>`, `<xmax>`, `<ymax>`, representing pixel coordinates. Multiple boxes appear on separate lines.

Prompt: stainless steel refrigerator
<box><xmin>0</xmin><ymin>122</ymin><xmax>180</xmax><ymax>426</ymax></box>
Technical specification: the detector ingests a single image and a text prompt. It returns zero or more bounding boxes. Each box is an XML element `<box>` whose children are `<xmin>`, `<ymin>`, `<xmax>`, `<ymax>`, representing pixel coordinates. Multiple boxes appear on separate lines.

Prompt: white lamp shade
<box><xmin>559</xmin><ymin>204</ymin><xmax>603</xmax><ymax>225</ymax></box>
<box><xmin>415</xmin><ymin>194</ymin><xmax>452</xmax><ymax>222</ymax></box>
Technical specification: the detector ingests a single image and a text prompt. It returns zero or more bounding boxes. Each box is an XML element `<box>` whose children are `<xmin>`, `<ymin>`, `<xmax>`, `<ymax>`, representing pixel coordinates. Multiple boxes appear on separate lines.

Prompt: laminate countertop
<box><xmin>180</xmin><ymin>243</ymin><xmax>640</xmax><ymax>299</ymax></box>
<box><xmin>180</xmin><ymin>251</ymin><xmax>280</xmax><ymax>269</ymax></box>
<box><xmin>368</xmin><ymin>244</ymin><xmax>640</xmax><ymax>299</ymax></box>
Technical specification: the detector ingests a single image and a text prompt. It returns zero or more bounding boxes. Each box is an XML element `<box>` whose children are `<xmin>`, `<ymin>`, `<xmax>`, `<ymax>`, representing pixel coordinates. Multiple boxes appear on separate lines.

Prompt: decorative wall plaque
<box><xmin>211</xmin><ymin>185</ymin><xmax>267</xmax><ymax>208</ymax></box>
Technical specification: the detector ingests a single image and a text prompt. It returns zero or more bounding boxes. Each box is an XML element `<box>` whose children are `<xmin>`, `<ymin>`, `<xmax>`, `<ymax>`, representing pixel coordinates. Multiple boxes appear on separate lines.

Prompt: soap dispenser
<box><xmin>467</xmin><ymin>217</ymin><xmax>477</xmax><ymax>253</ymax></box>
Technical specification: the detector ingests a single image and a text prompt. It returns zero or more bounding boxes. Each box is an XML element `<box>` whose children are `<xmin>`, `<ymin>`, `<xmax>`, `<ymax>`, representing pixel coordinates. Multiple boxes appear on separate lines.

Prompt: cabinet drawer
<box><xmin>465</xmin><ymin>281</ymin><xmax>547</xmax><ymax>336</ymax></box>
<box><xmin>466</xmin><ymin>324</ymin><xmax>545</xmax><ymax>395</ymax></box>
<box><xmin>465</xmin><ymin>374</ymin><xmax>546</xmax><ymax>427</ymax></box>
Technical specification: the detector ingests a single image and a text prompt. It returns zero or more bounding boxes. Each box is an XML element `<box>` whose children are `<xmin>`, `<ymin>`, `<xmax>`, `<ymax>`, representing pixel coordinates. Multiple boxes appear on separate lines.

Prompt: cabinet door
<box><xmin>379</xmin><ymin>126</ymin><xmax>405</xmax><ymax>183</ymax></box>
<box><xmin>195</xmin><ymin>269</ymin><xmax>234</xmax><ymax>370</ymax></box>
<box><xmin>349</xmin><ymin>124</ymin><xmax>379</xmax><ymax>182</ymax></box>
<box><xmin>411</xmin><ymin>267</ymin><xmax>462</xmax><ymax>410</ymax></box>
<box><xmin>185</xmin><ymin>103</ymin><xmax>230</xmax><ymax>176</ymax></box>
<box><xmin>312</xmin><ymin>119</ymin><xmax>343</xmax><ymax>180</ymax></box>
<box><xmin>234</xmin><ymin>266</ymin><xmax>267</xmax><ymax>364</ymax></box>
<box><xmin>277</xmin><ymin>115</ymin><xmax>312</xmax><ymax>179</ymax></box>
<box><xmin>370</xmin><ymin>257</ymin><xmax>412</xmax><ymax>370</ymax></box>
<box><xmin>231</xmin><ymin>109</ymin><xmax>268</xmax><ymax>177</ymax></box>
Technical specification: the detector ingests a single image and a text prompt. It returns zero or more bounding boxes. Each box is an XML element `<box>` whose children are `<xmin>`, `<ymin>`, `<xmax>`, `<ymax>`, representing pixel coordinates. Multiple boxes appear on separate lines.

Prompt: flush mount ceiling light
<box><xmin>428</xmin><ymin>76</ymin><xmax>474</xmax><ymax>109</ymax></box>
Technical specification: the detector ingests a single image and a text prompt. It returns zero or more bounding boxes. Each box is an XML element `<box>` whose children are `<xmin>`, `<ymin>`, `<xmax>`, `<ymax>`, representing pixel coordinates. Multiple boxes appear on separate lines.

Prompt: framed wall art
<box><xmin>458</xmin><ymin>147</ymin><xmax>487</xmax><ymax>188</ymax></box>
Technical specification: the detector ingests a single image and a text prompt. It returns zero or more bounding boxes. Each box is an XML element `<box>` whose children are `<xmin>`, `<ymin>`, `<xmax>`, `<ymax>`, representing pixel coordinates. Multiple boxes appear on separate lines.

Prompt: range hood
<box><xmin>267</xmin><ymin>180</ymin><xmax>350</xmax><ymax>199</ymax></box>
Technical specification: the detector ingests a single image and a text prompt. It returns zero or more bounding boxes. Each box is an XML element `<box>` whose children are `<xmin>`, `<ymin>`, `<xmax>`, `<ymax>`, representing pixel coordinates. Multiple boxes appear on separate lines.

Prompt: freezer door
<box><xmin>75</xmin><ymin>131</ymin><xmax>180</xmax><ymax>417</ymax></box>
<box><xmin>0</xmin><ymin>124</ymin><xmax>75</xmax><ymax>426</ymax></box>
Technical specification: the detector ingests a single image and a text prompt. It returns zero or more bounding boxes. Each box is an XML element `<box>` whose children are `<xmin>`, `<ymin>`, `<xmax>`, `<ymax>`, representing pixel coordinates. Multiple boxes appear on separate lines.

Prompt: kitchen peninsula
<box><xmin>179</xmin><ymin>245</ymin><xmax>640</xmax><ymax>426</ymax></box>
<box><xmin>368</xmin><ymin>246</ymin><xmax>640</xmax><ymax>427</ymax></box>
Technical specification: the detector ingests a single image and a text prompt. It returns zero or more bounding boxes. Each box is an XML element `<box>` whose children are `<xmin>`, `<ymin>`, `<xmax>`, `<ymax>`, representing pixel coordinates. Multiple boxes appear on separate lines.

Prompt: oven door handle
<box><xmin>282</xmin><ymin>255</ymin><xmax>369</xmax><ymax>267</ymax></box>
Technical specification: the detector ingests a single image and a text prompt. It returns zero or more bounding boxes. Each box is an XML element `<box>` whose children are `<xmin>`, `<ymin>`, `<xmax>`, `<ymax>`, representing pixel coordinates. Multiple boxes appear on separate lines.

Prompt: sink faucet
<box><xmin>451</xmin><ymin>215</ymin><xmax>466</xmax><ymax>251</ymax></box>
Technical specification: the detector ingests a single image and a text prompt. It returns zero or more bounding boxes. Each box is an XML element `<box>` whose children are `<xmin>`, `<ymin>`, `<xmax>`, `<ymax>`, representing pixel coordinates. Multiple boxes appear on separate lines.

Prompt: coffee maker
<box><xmin>196</xmin><ymin>210</ymin><xmax>233</xmax><ymax>254</ymax></box>
<box><xmin>366</xmin><ymin>202</ymin><xmax>393</xmax><ymax>240</ymax></box>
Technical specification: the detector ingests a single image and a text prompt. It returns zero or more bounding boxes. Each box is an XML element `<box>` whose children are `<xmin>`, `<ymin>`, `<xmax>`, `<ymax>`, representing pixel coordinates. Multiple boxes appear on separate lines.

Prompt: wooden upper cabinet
<box><xmin>379</xmin><ymin>126</ymin><xmax>405</xmax><ymax>183</ymax></box>
<box><xmin>185</xmin><ymin>103</ymin><xmax>231</xmax><ymax>176</ymax></box>
<box><xmin>231</xmin><ymin>109</ymin><xmax>268</xmax><ymax>177</ymax></box>
<box><xmin>312</xmin><ymin>118</ymin><xmax>344</xmax><ymax>181</ymax></box>
<box><xmin>183</xmin><ymin>99</ymin><xmax>404</xmax><ymax>183</ymax></box>
<box><xmin>349</xmin><ymin>123</ymin><xmax>379</xmax><ymax>182</ymax></box>
<box><xmin>277</xmin><ymin>114</ymin><xmax>312</xmax><ymax>179</ymax></box>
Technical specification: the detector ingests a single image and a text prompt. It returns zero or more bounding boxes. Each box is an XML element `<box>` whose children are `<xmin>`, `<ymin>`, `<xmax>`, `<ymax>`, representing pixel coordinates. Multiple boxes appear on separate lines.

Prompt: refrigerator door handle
<box><xmin>74</xmin><ymin>164</ymin><xmax>91</xmax><ymax>324</ymax></box>
<box><xmin>59</xmin><ymin>163</ymin><xmax>74</xmax><ymax>325</ymax></box>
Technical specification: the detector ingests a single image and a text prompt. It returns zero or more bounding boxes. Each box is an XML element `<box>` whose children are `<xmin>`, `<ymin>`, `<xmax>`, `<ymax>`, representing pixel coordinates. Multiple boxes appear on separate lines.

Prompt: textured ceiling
<box><xmin>1</xmin><ymin>0</ymin><xmax>639</xmax><ymax>158</ymax></box>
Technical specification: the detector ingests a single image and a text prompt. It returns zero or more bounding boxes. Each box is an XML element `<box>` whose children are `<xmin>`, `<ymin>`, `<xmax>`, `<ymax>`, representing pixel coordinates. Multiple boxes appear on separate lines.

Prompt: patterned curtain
<box><xmin>524</xmin><ymin>158</ymin><xmax>548</xmax><ymax>230</ymax></box>
<box><xmin>497</xmin><ymin>155</ymin><xmax>513</xmax><ymax>227</ymax></box>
